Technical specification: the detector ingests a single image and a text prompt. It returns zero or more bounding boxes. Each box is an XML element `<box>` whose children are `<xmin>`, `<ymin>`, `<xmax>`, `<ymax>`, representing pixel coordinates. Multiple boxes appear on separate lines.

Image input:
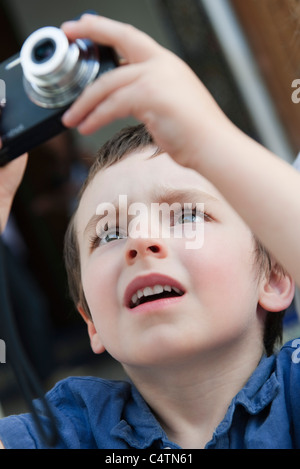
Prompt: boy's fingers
<box><xmin>62</xmin><ymin>63</ymin><xmax>142</xmax><ymax>127</ymax></box>
<box><xmin>76</xmin><ymin>84</ymin><xmax>138</xmax><ymax>134</ymax></box>
<box><xmin>61</xmin><ymin>14</ymin><xmax>161</xmax><ymax>63</ymax></box>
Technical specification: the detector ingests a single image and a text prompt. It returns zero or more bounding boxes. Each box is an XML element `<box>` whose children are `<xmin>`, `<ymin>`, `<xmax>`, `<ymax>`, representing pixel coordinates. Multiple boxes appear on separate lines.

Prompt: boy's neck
<box><xmin>124</xmin><ymin>341</ymin><xmax>263</xmax><ymax>449</ymax></box>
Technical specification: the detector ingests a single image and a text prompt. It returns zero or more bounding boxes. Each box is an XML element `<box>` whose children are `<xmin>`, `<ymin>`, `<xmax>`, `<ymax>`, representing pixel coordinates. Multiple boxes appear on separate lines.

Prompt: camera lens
<box><xmin>20</xmin><ymin>26</ymin><xmax>100</xmax><ymax>109</ymax></box>
<box><xmin>32</xmin><ymin>39</ymin><xmax>56</xmax><ymax>64</ymax></box>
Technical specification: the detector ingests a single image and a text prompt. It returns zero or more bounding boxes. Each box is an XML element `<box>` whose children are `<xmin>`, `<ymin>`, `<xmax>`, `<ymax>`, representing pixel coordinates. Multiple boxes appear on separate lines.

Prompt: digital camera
<box><xmin>0</xmin><ymin>15</ymin><xmax>118</xmax><ymax>165</ymax></box>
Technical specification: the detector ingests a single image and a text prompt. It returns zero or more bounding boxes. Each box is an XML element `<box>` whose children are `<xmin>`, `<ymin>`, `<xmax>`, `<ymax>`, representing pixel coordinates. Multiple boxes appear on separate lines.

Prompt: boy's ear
<box><xmin>77</xmin><ymin>305</ymin><xmax>106</xmax><ymax>355</ymax></box>
<box><xmin>258</xmin><ymin>265</ymin><xmax>295</xmax><ymax>312</ymax></box>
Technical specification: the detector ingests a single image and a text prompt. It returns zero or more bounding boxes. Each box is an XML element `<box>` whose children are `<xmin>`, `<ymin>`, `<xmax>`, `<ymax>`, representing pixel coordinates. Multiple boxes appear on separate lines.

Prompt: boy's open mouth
<box><xmin>129</xmin><ymin>284</ymin><xmax>184</xmax><ymax>309</ymax></box>
<box><xmin>124</xmin><ymin>274</ymin><xmax>186</xmax><ymax>310</ymax></box>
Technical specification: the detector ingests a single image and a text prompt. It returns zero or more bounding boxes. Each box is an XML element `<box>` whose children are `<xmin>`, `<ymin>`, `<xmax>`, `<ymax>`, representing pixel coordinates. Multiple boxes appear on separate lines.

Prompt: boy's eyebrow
<box><xmin>83</xmin><ymin>187</ymin><xmax>220</xmax><ymax>239</ymax></box>
<box><xmin>153</xmin><ymin>186</ymin><xmax>220</xmax><ymax>206</ymax></box>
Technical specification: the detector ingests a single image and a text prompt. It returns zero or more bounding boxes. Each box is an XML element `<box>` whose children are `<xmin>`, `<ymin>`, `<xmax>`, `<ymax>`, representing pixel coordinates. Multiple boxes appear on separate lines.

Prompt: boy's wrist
<box><xmin>176</xmin><ymin>113</ymin><xmax>237</xmax><ymax>175</ymax></box>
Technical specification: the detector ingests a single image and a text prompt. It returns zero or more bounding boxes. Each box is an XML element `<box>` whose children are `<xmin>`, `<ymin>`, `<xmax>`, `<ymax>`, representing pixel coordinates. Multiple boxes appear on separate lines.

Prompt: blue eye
<box><xmin>176</xmin><ymin>209</ymin><xmax>205</xmax><ymax>225</ymax></box>
<box><xmin>102</xmin><ymin>230</ymin><xmax>126</xmax><ymax>244</ymax></box>
<box><xmin>100</xmin><ymin>228</ymin><xmax>127</xmax><ymax>245</ymax></box>
<box><xmin>89</xmin><ymin>228</ymin><xmax>127</xmax><ymax>250</ymax></box>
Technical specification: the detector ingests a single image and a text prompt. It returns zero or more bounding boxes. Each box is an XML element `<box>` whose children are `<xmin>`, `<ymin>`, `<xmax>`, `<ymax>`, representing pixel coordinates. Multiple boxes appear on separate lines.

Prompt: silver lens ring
<box><xmin>21</xmin><ymin>27</ymin><xmax>71</xmax><ymax>82</ymax></box>
<box><xmin>20</xmin><ymin>26</ymin><xmax>100</xmax><ymax>108</ymax></box>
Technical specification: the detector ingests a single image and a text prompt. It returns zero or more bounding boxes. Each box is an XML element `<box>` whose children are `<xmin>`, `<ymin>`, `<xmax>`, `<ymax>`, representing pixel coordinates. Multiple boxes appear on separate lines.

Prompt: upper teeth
<box><xmin>130</xmin><ymin>284</ymin><xmax>182</xmax><ymax>306</ymax></box>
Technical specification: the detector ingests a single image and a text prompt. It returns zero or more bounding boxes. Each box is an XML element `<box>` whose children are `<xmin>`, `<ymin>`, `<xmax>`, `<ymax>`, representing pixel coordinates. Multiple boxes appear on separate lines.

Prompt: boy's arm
<box><xmin>61</xmin><ymin>14</ymin><xmax>300</xmax><ymax>286</ymax></box>
<box><xmin>0</xmin><ymin>144</ymin><xmax>27</xmax><ymax>233</ymax></box>
<box><xmin>0</xmin><ymin>105</ymin><xmax>28</xmax><ymax>233</ymax></box>
<box><xmin>0</xmin><ymin>111</ymin><xmax>27</xmax><ymax>449</ymax></box>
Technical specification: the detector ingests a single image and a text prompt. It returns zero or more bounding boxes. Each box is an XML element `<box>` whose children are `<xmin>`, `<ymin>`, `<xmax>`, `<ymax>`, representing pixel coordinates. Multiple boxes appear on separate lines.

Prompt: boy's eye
<box><xmin>100</xmin><ymin>228</ymin><xmax>127</xmax><ymax>245</ymax></box>
<box><xmin>90</xmin><ymin>227</ymin><xmax>127</xmax><ymax>250</ymax></box>
<box><xmin>175</xmin><ymin>208</ymin><xmax>206</xmax><ymax>225</ymax></box>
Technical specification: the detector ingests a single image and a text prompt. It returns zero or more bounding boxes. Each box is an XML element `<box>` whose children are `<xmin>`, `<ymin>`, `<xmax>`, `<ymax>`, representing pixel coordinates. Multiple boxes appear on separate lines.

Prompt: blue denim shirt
<box><xmin>1</xmin><ymin>339</ymin><xmax>300</xmax><ymax>449</ymax></box>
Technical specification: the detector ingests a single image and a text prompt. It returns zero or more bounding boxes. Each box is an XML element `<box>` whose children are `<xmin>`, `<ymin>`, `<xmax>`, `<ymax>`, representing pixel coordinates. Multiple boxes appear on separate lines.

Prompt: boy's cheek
<box><xmin>182</xmin><ymin>241</ymin><xmax>251</xmax><ymax>297</ymax></box>
<box><xmin>81</xmin><ymin>264</ymin><xmax>111</xmax><ymax>309</ymax></box>
<box><xmin>81</xmin><ymin>254</ymin><xmax>123</xmax><ymax>312</ymax></box>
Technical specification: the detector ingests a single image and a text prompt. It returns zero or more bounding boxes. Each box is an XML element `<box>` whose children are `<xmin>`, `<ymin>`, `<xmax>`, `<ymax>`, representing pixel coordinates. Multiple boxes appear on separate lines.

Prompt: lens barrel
<box><xmin>20</xmin><ymin>27</ymin><xmax>100</xmax><ymax>108</ymax></box>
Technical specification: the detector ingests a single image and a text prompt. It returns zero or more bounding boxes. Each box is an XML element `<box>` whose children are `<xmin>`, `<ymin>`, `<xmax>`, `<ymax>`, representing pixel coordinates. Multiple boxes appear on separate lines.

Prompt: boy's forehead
<box><xmin>76</xmin><ymin>150</ymin><xmax>223</xmax><ymax>228</ymax></box>
<box><xmin>88</xmin><ymin>150</ymin><xmax>220</xmax><ymax>197</ymax></box>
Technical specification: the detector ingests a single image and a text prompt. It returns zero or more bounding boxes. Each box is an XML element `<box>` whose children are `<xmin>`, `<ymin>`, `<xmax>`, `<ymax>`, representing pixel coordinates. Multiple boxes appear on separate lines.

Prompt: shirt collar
<box><xmin>111</xmin><ymin>354</ymin><xmax>279</xmax><ymax>449</ymax></box>
<box><xmin>234</xmin><ymin>354</ymin><xmax>279</xmax><ymax>413</ymax></box>
<box><xmin>110</xmin><ymin>384</ymin><xmax>178</xmax><ymax>449</ymax></box>
<box><xmin>206</xmin><ymin>354</ymin><xmax>279</xmax><ymax>448</ymax></box>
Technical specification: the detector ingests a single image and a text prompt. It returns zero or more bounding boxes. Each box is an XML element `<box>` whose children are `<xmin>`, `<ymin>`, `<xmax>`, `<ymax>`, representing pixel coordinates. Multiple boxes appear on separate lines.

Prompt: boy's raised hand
<box><xmin>61</xmin><ymin>14</ymin><xmax>300</xmax><ymax>289</ymax></box>
<box><xmin>61</xmin><ymin>14</ymin><xmax>228</xmax><ymax>167</ymax></box>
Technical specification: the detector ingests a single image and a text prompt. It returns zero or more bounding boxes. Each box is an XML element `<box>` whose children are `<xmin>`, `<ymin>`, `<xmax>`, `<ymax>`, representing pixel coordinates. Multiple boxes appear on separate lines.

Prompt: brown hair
<box><xmin>64</xmin><ymin>124</ymin><xmax>286</xmax><ymax>356</ymax></box>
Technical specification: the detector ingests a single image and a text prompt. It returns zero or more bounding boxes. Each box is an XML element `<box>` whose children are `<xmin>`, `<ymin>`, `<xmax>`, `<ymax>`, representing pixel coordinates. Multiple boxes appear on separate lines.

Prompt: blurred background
<box><xmin>0</xmin><ymin>0</ymin><xmax>300</xmax><ymax>415</ymax></box>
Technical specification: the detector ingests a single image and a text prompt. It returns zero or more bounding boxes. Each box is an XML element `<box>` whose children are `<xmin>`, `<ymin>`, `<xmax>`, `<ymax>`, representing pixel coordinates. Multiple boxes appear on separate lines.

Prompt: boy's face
<box><xmin>75</xmin><ymin>148</ymin><xmax>265</xmax><ymax>367</ymax></box>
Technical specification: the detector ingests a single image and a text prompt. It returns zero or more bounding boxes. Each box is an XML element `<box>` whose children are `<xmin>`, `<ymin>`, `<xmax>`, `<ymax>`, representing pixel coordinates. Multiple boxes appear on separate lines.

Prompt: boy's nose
<box><xmin>125</xmin><ymin>237</ymin><xmax>168</xmax><ymax>265</ymax></box>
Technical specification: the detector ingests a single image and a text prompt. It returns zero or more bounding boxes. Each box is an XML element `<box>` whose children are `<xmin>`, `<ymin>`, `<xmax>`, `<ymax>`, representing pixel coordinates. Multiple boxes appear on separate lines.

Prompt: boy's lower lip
<box><xmin>127</xmin><ymin>294</ymin><xmax>185</xmax><ymax>314</ymax></box>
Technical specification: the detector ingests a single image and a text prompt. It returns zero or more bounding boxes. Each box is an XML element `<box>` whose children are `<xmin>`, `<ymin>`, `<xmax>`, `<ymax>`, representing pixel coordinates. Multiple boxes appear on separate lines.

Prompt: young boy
<box><xmin>0</xmin><ymin>14</ymin><xmax>300</xmax><ymax>449</ymax></box>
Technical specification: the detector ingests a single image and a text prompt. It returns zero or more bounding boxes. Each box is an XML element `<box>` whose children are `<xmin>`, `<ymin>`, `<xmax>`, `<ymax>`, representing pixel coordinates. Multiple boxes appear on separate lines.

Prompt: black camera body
<box><xmin>0</xmin><ymin>18</ymin><xmax>118</xmax><ymax>166</ymax></box>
